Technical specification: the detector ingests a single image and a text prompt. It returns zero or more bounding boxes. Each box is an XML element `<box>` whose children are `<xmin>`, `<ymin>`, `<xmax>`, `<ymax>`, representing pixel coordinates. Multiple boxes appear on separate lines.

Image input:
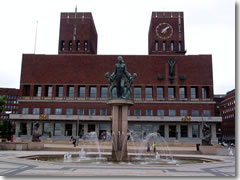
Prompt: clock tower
<box><xmin>148</xmin><ymin>12</ymin><xmax>186</xmax><ymax>55</ymax></box>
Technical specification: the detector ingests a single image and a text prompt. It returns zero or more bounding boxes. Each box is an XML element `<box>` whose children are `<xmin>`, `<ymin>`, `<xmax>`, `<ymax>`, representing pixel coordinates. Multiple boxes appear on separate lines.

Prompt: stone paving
<box><xmin>0</xmin><ymin>148</ymin><xmax>235</xmax><ymax>177</ymax></box>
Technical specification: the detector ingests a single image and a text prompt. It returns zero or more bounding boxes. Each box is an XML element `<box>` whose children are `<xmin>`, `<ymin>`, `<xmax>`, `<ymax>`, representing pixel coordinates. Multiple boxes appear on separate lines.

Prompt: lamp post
<box><xmin>76</xmin><ymin>113</ymin><xmax>79</xmax><ymax>146</ymax></box>
<box><xmin>5</xmin><ymin>111</ymin><xmax>12</xmax><ymax>142</ymax></box>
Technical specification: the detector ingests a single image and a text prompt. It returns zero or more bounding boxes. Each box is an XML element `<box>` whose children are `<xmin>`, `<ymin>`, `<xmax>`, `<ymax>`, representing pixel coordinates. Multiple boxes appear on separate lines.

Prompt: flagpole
<box><xmin>34</xmin><ymin>21</ymin><xmax>38</xmax><ymax>54</ymax></box>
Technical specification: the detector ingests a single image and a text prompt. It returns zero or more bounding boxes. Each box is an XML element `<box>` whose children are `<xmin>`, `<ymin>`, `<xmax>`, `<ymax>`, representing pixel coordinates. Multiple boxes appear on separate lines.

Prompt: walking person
<box><xmin>152</xmin><ymin>142</ymin><xmax>157</xmax><ymax>153</ymax></box>
<box><xmin>70</xmin><ymin>136</ymin><xmax>77</xmax><ymax>147</ymax></box>
<box><xmin>147</xmin><ymin>143</ymin><xmax>151</xmax><ymax>152</ymax></box>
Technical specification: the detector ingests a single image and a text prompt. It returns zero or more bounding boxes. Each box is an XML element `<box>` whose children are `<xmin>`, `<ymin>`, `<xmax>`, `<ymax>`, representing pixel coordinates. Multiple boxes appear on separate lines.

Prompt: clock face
<box><xmin>155</xmin><ymin>23</ymin><xmax>173</xmax><ymax>39</ymax></box>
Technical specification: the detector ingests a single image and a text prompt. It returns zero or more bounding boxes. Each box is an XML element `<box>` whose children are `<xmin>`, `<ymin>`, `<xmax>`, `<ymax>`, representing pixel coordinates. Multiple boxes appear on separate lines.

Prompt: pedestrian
<box><xmin>147</xmin><ymin>143</ymin><xmax>150</xmax><ymax>152</ymax></box>
<box><xmin>152</xmin><ymin>142</ymin><xmax>156</xmax><ymax>153</ymax></box>
<box><xmin>70</xmin><ymin>136</ymin><xmax>76</xmax><ymax>147</ymax></box>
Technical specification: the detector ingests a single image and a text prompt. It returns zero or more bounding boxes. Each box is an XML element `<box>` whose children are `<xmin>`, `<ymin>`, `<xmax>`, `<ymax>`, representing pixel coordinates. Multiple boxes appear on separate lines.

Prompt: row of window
<box><xmin>223</xmin><ymin>114</ymin><xmax>235</xmax><ymax>120</ymax></box>
<box><xmin>4</xmin><ymin>105</ymin><xmax>18</xmax><ymax>110</ymax></box>
<box><xmin>60</xmin><ymin>40</ymin><xmax>88</xmax><ymax>52</ymax></box>
<box><xmin>222</xmin><ymin>100</ymin><xmax>235</xmax><ymax>108</ymax></box>
<box><xmin>154</xmin><ymin>40</ymin><xmax>182</xmax><ymax>52</ymax></box>
<box><xmin>0</xmin><ymin>95</ymin><xmax>19</xmax><ymax>99</ymax></box>
<box><xmin>6</xmin><ymin>100</ymin><xmax>18</xmax><ymax>104</ymax></box>
<box><xmin>21</xmin><ymin>107</ymin><xmax>211</xmax><ymax>117</ymax></box>
<box><xmin>23</xmin><ymin>85</ymin><xmax>211</xmax><ymax>99</ymax></box>
<box><xmin>222</xmin><ymin>107</ymin><xmax>235</xmax><ymax>114</ymax></box>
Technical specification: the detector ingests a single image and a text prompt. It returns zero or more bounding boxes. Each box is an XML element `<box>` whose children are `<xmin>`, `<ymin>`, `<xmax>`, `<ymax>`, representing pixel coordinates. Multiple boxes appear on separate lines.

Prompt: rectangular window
<box><xmin>76</xmin><ymin>40</ymin><xmax>80</xmax><ymax>51</ymax></box>
<box><xmin>191</xmin><ymin>87</ymin><xmax>198</xmax><ymax>99</ymax></box>
<box><xmin>180</xmin><ymin>109</ymin><xmax>187</xmax><ymax>116</ymax></box>
<box><xmin>157</xmin><ymin>87</ymin><xmax>164</xmax><ymax>99</ymax></box>
<box><xmin>203</xmin><ymin>110</ymin><xmax>211</xmax><ymax>117</ymax></box>
<box><xmin>60</xmin><ymin>40</ymin><xmax>65</xmax><ymax>51</ymax></box>
<box><xmin>54</xmin><ymin>123</ymin><xmax>61</xmax><ymax>136</ymax></box>
<box><xmin>44</xmin><ymin>108</ymin><xmax>51</xmax><ymax>115</ymax></box>
<box><xmin>43</xmin><ymin>123</ymin><xmax>51</xmax><ymax>136</ymax></box>
<box><xmin>55</xmin><ymin>108</ymin><xmax>62</xmax><ymax>115</ymax></box>
<box><xmin>79</xmin><ymin>86</ymin><xmax>86</xmax><ymax>98</ymax></box>
<box><xmin>145</xmin><ymin>87</ymin><xmax>153</xmax><ymax>98</ymax></box>
<box><xmin>134</xmin><ymin>87</ymin><xmax>141</xmax><ymax>98</ymax></box>
<box><xmin>45</xmin><ymin>85</ymin><xmax>53</xmax><ymax>97</ymax></box>
<box><xmin>32</xmin><ymin>108</ymin><xmax>40</xmax><ymax>115</ymax></box>
<box><xmin>202</xmin><ymin>87</ymin><xmax>209</xmax><ymax>99</ymax></box>
<box><xmin>169</xmin><ymin>109</ymin><xmax>176</xmax><ymax>116</ymax></box>
<box><xmin>168</xmin><ymin>87</ymin><xmax>175</xmax><ymax>98</ymax></box>
<box><xmin>65</xmin><ymin>124</ymin><xmax>72</xmax><ymax>136</ymax></box>
<box><xmin>101</xmin><ymin>87</ymin><xmax>108</xmax><ymax>98</ymax></box>
<box><xmin>77</xmin><ymin>108</ymin><xmax>84</xmax><ymax>115</ymax></box>
<box><xmin>162</xmin><ymin>41</ymin><xmax>166</xmax><ymax>51</ymax></box>
<box><xmin>89</xmin><ymin>86</ymin><xmax>97</xmax><ymax>98</ymax></box>
<box><xmin>155</xmin><ymin>40</ymin><xmax>159</xmax><ymax>51</ymax></box>
<box><xmin>23</xmin><ymin>85</ymin><xmax>30</xmax><ymax>96</ymax></box>
<box><xmin>192</xmin><ymin>110</ymin><xmax>199</xmax><ymax>116</ymax></box>
<box><xmin>158</xmin><ymin>125</ymin><xmax>165</xmax><ymax>137</ymax></box>
<box><xmin>100</xmin><ymin>108</ymin><xmax>107</xmax><ymax>115</ymax></box>
<box><xmin>181</xmin><ymin>125</ymin><xmax>188</xmax><ymax>137</ymax></box>
<box><xmin>22</xmin><ymin>108</ymin><xmax>29</xmax><ymax>114</ymax></box>
<box><xmin>20</xmin><ymin>123</ymin><xmax>27</xmax><ymax>135</ymax></box>
<box><xmin>56</xmin><ymin>85</ymin><xmax>63</xmax><ymax>97</ymax></box>
<box><xmin>134</xmin><ymin>109</ymin><xmax>141</xmax><ymax>116</ymax></box>
<box><xmin>84</xmin><ymin>40</ymin><xmax>88</xmax><ymax>51</ymax></box>
<box><xmin>179</xmin><ymin>87</ymin><xmax>186</xmax><ymax>99</ymax></box>
<box><xmin>178</xmin><ymin>41</ymin><xmax>182</xmax><ymax>51</ymax></box>
<box><xmin>66</xmin><ymin>108</ymin><xmax>73</xmax><ymax>115</ymax></box>
<box><xmin>169</xmin><ymin>125</ymin><xmax>176</xmax><ymax>138</ymax></box>
<box><xmin>68</xmin><ymin>40</ymin><xmax>72</xmax><ymax>51</ymax></box>
<box><xmin>157</xmin><ymin>109</ymin><xmax>164</xmax><ymax>116</ymax></box>
<box><xmin>146</xmin><ymin>109</ymin><xmax>153</xmax><ymax>116</ymax></box>
<box><xmin>192</xmin><ymin>125</ymin><xmax>200</xmax><ymax>138</ymax></box>
<box><xmin>89</xmin><ymin>108</ymin><xmax>96</xmax><ymax>115</ymax></box>
<box><xmin>170</xmin><ymin>41</ymin><xmax>174</xmax><ymax>51</ymax></box>
<box><xmin>34</xmin><ymin>85</ymin><xmax>42</xmax><ymax>97</ymax></box>
<box><xmin>67</xmin><ymin>86</ymin><xmax>74</xmax><ymax>97</ymax></box>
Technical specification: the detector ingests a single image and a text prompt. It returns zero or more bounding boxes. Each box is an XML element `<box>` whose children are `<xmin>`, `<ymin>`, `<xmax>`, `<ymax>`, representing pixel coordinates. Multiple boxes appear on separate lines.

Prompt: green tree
<box><xmin>0</xmin><ymin>95</ymin><xmax>6</xmax><ymax>113</ymax></box>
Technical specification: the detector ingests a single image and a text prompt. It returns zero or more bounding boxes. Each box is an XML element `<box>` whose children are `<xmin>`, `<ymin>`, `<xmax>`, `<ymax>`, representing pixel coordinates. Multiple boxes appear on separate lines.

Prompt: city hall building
<box><xmin>10</xmin><ymin>11</ymin><xmax>221</xmax><ymax>143</ymax></box>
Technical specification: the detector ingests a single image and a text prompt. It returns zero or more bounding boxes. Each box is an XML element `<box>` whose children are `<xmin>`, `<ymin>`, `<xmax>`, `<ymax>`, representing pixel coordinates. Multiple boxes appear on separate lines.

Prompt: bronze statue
<box><xmin>168</xmin><ymin>58</ymin><xmax>176</xmax><ymax>84</ymax></box>
<box><xmin>105</xmin><ymin>56</ymin><xmax>137</xmax><ymax>99</ymax></box>
<box><xmin>32</xmin><ymin>122</ymin><xmax>41</xmax><ymax>142</ymax></box>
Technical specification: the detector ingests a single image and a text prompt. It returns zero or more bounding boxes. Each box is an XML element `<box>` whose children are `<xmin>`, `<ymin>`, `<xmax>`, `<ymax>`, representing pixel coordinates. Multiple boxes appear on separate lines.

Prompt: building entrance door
<box><xmin>88</xmin><ymin>124</ymin><xmax>95</xmax><ymax>133</ymax></box>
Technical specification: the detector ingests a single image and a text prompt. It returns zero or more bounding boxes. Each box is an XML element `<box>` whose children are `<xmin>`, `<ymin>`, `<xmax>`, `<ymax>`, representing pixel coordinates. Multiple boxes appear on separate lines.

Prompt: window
<box><xmin>20</xmin><ymin>123</ymin><xmax>27</xmax><ymax>135</ymax></box>
<box><xmin>34</xmin><ymin>85</ymin><xmax>42</xmax><ymax>97</ymax></box>
<box><xmin>68</xmin><ymin>40</ymin><xmax>72</xmax><ymax>51</ymax></box>
<box><xmin>169</xmin><ymin>109</ymin><xmax>176</xmax><ymax>116</ymax></box>
<box><xmin>76</xmin><ymin>40</ymin><xmax>80</xmax><ymax>51</ymax></box>
<box><xmin>180</xmin><ymin>109</ymin><xmax>187</xmax><ymax>116</ymax></box>
<box><xmin>55</xmin><ymin>108</ymin><xmax>62</xmax><ymax>115</ymax></box>
<box><xmin>89</xmin><ymin>86</ymin><xmax>97</xmax><ymax>98</ymax></box>
<box><xmin>155</xmin><ymin>40</ymin><xmax>159</xmax><ymax>51</ymax></box>
<box><xmin>112</xmin><ymin>87</ymin><xmax>117</xmax><ymax>98</ymax></box>
<box><xmin>143</xmin><ymin>124</ymin><xmax>153</xmax><ymax>135</ymax></box>
<box><xmin>146</xmin><ymin>109</ymin><xmax>153</xmax><ymax>116</ymax></box>
<box><xmin>169</xmin><ymin>125</ymin><xmax>176</xmax><ymax>138</ymax></box>
<box><xmin>158</xmin><ymin>125</ymin><xmax>165</xmax><ymax>137</ymax></box>
<box><xmin>89</xmin><ymin>108</ymin><xmax>96</xmax><ymax>115</ymax></box>
<box><xmin>100</xmin><ymin>108</ymin><xmax>107</xmax><ymax>115</ymax></box>
<box><xmin>162</xmin><ymin>41</ymin><xmax>166</xmax><ymax>51</ymax></box>
<box><xmin>203</xmin><ymin>110</ymin><xmax>211</xmax><ymax>117</ymax></box>
<box><xmin>79</xmin><ymin>86</ymin><xmax>86</xmax><ymax>98</ymax></box>
<box><xmin>22</xmin><ymin>108</ymin><xmax>29</xmax><ymax>114</ymax></box>
<box><xmin>33</xmin><ymin>108</ymin><xmax>40</xmax><ymax>115</ymax></box>
<box><xmin>192</xmin><ymin>125</ymin><xmax>200</xmax><ymax>138</ymax></box>
<box><xmin>157</xmin><ymin>109</ymin><xmax>164</xmax><ymax>116</ymax></box>
<box><xmin>181</xmin><ymin>125</ymin><xmax>188</xmax><ymax>137</ymax></box>
<box><xmin>178</xmin><ymin>41</ymin><xmax>182</xmax><ymax>51</ymax></box>
<box><xmin>44</xmin><ymin>108</ymin><xmax>51</xmax><ymax>115</ymax></box>
<box><xmin>84</xmin><ymin>40</ymin><xmax>88</xmax><ymax>51</ymax></box>
<box><xmin>88</xmin><ymin>124</ymin><xmax>95</xmax><ymax>132</ymax></box>
<box><xmin>134</xmin><ymin>109</ymin><xmax>141</xmax><ymax>116</ymax></box>
<box><xmin>45</xmin><ymin>85</ymin><xmax>52</xmax><ymax>97</ymax></box>
<box><xmin>134</xmin><ymin>87</ymin><xmax>141</xmax><ymax>98</ymax></box>
<box><xmin>67</xmin><ymin>86</ymin><xmax>74</xmax><ymax>97</ymax></box>
<box><xmin>202</xmin><ymin>87</ymin><xmax>209</xmax><ymax>99</ymax></box>
<box><xmin>170</xmin><ymin>41</ymin><xmax>174</xmax><ymax>51</ymax></box>
<box><xmin>65</xmin><ymin>124</ymin><xmax>72</xmax><ymax>136</ymax></box>
<box><xmin>54</xmin><ymin>123</ymin><xmax>61</xmax><ymax>136</ymax></box>
<box><xmin>101</xmin><ymin>87</ymin><xmax>108</xmax><ymax>98</ymax></box>
<box><xmin>191</xmin><ymin>87</ymin><xmax>198</xmax><ymax>99</ymax></box>
<box><xmin>66</xmin><ymin>108</ymin><xmax>73</xmax><ymax>115</ymax></box>
<box><xmin>157</xmin><ymin>87</ymin><xmax>164</xmax><ymax>99</ymax></box>
<box><xmin>179</xmin><ymin>87</ymin><xmax>186</xmax><ymax>99</ymax></box>
<box><xmin>78</xmin><ymin>108</ymin><xmax>84</xmax><ymax>115</ymax></box>
<box><xmin>168</xmin><ymin>87</ymin><xmax>175</xmax><ymax>98</ymax></box>
<box><xmin>23</xmin><ymin>85</ymin><xmax>30</xmax><ymax>96</ymax></box>
<box><xmin>145</xmin><ymin>87</ymin><xmax>153</xmax><ymax>98</ymax></box>
<box><xmin>56</xmin><ymin>85</ymin><xmax>63</xmax><ymax>97</ymax></box>
<box><xmin>192</xmin><ymin>110</ymin><xmax>199</xmax><ymax>116</ymax></box>
<box><xmin>43</xmin><ymin>123</ymin><xmax>51</xmax><ymax>136</ymax></box>
<box><xmin>60</xmin><ymin>40</ymin><xmax>65</xmax><ymax>51</ymax></box>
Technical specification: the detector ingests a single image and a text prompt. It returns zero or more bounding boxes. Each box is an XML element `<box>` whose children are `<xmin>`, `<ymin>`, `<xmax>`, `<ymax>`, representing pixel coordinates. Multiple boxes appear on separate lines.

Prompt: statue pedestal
<box><xmin>107</xmin><ymin>99</ymin><xmax>133</xmax><ymax>161</ymax></box>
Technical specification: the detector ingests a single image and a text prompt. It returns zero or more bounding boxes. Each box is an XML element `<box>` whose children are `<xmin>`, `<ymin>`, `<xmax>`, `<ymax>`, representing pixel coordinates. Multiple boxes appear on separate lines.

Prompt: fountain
<box><xmin>83</xmin><ymin>132</ymin><xmax>102</xmax><ymax>159</ymax></box>
<box><xmin>63</xmin><ymin>152</ymin><xmax>72</xmax><ymax>162</ymax></box>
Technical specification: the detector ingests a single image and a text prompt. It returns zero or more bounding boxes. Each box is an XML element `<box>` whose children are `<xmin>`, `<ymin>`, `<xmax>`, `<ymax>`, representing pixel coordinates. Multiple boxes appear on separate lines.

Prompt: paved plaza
<box><xmin>0</xmin><ymin>145</ymin><xmax>236</xmax><ymax>177</ymax></box>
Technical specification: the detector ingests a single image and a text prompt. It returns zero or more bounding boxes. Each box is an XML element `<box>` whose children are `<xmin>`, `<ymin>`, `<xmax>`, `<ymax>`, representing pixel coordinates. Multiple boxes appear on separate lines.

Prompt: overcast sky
<box><xmin>0</xmin><ymin>0</ymin><xmax>235</xmax><ymax>94</ymax></box>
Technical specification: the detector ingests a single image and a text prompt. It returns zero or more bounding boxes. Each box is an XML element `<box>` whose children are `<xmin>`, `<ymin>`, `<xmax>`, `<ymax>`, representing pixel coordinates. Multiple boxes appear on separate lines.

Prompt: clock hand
<box><xmin>161</xmin><ymin>26</ymin><xmax>170</xmax><ymax>33</ymax></box>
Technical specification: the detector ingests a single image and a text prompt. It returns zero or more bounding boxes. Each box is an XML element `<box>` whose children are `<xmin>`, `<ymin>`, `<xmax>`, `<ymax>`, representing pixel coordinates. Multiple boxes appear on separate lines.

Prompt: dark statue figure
<box><xmin>168</xmin><ymin>58</ymin><xmax>176</xmax><ymax>84</ymax></box>
<box><xmin>32</xmin><ymin>122</ymin><xmax>41</xmax><ymax>142</ymax></box>
<box><xmin>105</xmin><ymin>56</ymin><xmax>137</xmax><ymax>99</ymax></box>
<box><xmin>202</xmin><ymin>122</ymin><xmax>212</xmax><ymax>145</ymax></box>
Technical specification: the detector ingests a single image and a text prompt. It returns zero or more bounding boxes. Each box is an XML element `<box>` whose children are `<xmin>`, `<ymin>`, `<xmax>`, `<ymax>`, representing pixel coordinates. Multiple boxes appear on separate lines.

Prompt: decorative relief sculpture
<box><xmin>32</xmin><ymin>122</ymin><xmax>41</xmax><ymax>142</ymax></box>
<box><xmin>202</xmin><ymin>122</ymin><xmax>212</xmax><ymax>145</ymax></box>
<box><xmin>168</xmin><ymin>58</ymin><xmax>176</xmax><ymax>84</ymax></box>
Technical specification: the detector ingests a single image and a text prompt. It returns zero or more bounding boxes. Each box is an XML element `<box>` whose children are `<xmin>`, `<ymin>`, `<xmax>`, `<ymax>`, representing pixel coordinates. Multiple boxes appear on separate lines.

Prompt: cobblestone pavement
<box><xmin>0</xmin><ymin>151</ymin><xmax>235</xmax><ymax>177</ymax></box>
